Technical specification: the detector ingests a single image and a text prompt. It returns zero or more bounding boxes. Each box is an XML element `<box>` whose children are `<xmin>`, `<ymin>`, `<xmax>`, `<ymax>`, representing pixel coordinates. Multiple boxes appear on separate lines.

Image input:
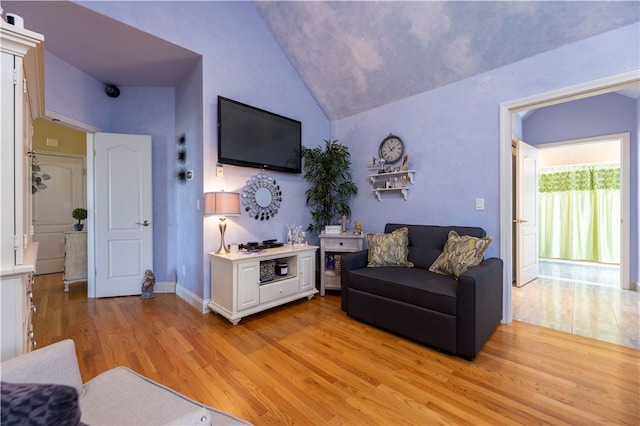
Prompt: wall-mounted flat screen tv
<box><xmin>218</xmin><ymin>96</ymin><xmax>302</xmax><ymax>174</ymax></box>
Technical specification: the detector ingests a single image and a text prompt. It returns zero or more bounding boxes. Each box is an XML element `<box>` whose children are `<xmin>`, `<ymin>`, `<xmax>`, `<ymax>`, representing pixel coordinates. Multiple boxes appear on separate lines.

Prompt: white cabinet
<box><xmin>1</xmin><ymin>21</ymin><xmax>44</xmax><ymax>267</ymax></box>
<box><xmin>1</xmin><ymin>21</ymin><xmax>44</xmax><ymax>361</ymax></box>
<box><xmin>1</xmin><ymin>243</ymin><xmax>38</xmax><ymax>361</ymax></box>
<box><xmin>319</xmin><ymin>232</ymin><xmax>365</xmax><ymax>295</ymax></box>
<box><xmin>63</xmin><ymin>231</ymin><xmax>87</xmax><ymax>291</ymax></box>
<box><xmin>209</xmin><ymin>245</ymin><xmax>318</xmax><ymax>325</ymax></box>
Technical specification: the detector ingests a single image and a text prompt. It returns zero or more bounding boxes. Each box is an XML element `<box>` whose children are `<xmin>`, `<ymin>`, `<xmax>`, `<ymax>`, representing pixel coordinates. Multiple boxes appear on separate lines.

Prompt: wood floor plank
<box><xmin>31</xmin><ymin>273</ymin><xmax>640</xmax><ymax>425</ymax></box>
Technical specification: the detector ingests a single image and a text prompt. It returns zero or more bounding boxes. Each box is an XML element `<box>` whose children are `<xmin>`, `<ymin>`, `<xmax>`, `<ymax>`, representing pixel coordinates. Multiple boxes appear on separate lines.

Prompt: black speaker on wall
<box><xmin>105</xmin><ymin>84</ymin><xmax>120</xmax><ymax>98</ymax></box>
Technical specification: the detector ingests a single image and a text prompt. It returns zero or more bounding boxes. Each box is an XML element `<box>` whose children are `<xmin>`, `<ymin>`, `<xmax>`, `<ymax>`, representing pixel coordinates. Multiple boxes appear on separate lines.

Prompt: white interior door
<box><xmin>93</xmin><ymin>133</ymin><xmax>152</xmax><ymax>297</ymax></box>
<box><xmin>32</xmin><ymin>154</ymin><xmax>84</xmax><ymax>274</ymax></box>
<box><xmin>515</xmin><ymin>140</ymin><xmax>539</xmax><ymax>287</ymax></box>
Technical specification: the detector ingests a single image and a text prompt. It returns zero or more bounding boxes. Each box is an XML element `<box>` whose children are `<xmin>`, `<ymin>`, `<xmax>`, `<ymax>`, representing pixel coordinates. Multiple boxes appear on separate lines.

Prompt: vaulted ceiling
<box><xmin>2</xmin><ymin>1</ymin><xmax>639</xmax><ymax>120</ymax></box>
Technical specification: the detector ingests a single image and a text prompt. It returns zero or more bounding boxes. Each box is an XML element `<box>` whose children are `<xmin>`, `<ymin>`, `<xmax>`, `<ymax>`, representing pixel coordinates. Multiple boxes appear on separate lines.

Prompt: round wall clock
<box><xmin>379</xmin><ymin>134</ymin><xmax>404</xmax><ymax>164</ymax></box>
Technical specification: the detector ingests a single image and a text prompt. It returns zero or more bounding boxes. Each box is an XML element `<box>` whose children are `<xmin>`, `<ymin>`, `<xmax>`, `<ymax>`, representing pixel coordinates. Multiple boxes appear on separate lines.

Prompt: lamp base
<box><xmin>216</xmin><ymin>217</ymin><xmax>229</xmax><ymax>254</ymax></box>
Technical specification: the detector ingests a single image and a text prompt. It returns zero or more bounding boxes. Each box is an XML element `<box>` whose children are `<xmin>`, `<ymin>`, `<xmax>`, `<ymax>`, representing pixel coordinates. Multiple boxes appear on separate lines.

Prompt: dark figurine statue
<box><xmin>140</xmin><ymin>269</ymin><xmax>155</xmax><ymax>299</ymax></box>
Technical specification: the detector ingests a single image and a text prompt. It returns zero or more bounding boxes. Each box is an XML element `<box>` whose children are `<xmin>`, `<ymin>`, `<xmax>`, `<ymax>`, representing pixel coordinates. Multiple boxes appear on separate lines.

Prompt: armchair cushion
<box><xmin>0</xmin><ymin>339</ymin><xmax>84</xmax><ymax>397</ymax></box>
<box><xmin>80</xmin><ymin>366</ymin><xmax>221</xmax><ymax>425</ymax></box>
<box><xmin>1</xmin><ymin>382</ymin><xmax>83</xmax><ymax>426</ymax></box>
<box><xmin>1</xmin><ymin>340</ymin><xmax>252</xmax><ymax>425</ymax></box>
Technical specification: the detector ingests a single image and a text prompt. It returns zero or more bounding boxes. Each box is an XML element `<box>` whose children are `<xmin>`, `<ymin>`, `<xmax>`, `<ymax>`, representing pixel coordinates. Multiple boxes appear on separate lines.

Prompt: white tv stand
<box><xmin>208</xmin><ymin>245</ymin><xmax>318</xmax><ymax>325</ymax></box>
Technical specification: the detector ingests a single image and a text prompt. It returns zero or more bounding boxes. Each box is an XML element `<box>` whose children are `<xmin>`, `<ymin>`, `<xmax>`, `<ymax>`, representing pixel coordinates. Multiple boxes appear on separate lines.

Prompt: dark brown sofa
<box><xmin>340</xmin><ymin>223</ymin><xmax>503</xmax><ymax>360</ymax></box>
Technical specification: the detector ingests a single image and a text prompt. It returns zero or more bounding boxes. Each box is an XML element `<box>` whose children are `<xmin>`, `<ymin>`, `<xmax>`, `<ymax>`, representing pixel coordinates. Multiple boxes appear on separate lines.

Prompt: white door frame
<box><xmin>499</xmin><ymin>70</ymin><xmax>639</xmax><ymax>323</ymax></box>
<box><xmin>32</xmin><ymin>151</ymin><xmax>86</xmax><ymax>274</ymax></box>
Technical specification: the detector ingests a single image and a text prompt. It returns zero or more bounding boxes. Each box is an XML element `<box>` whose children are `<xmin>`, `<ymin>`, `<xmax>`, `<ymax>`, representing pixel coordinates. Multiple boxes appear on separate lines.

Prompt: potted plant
<box><xmin>72</xmin><ymin>208</ymin><xmax>87</xmax><ymax>231</ymax></box>
<box><xmin>302</xmin><ymin>139</ymin><xmax>358</xmax><ymax>233</ymax></box>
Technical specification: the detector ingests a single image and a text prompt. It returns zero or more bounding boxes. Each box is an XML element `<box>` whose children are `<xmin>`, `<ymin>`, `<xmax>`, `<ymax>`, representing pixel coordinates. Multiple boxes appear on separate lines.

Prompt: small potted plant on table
<box><xmin>72</xmin><ymin>208</ymin><xmax>87</xmax><ymax>231</ymax></box>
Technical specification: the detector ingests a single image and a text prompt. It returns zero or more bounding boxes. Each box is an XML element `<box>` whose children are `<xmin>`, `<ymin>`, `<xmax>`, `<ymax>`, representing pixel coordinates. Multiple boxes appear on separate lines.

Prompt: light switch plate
<box><xmin>475</xmin><ymin>198</ymin><xmax>485</xmax><ymax>211</ymax></box>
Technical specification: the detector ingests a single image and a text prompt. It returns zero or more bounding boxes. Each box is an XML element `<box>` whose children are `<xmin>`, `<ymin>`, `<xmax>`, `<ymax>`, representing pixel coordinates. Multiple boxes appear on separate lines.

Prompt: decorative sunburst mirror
<box><xmin>242</xmin><ymin>173</ymin><xmax>282</xmax><ymax>220</ymax></box>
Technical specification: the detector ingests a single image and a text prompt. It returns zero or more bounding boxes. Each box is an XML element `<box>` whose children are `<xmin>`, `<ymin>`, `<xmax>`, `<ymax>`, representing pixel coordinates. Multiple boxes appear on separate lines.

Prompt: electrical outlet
<box><xmin>475</xmin><ymin>198</ymin><xmax>485</xmax><ymax>211</ymax></box>
<box><xmin>216</xmin><ymin>165</ymin><xmax>223</xmax><ymax>178</ymax></box>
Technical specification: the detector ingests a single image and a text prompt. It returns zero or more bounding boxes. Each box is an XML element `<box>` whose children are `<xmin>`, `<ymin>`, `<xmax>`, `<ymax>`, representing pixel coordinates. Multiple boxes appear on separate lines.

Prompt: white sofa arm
<box><xmin>0</xmin><ymin>339</ymin><xmax>84</xmax><ymax>397</ymax></box>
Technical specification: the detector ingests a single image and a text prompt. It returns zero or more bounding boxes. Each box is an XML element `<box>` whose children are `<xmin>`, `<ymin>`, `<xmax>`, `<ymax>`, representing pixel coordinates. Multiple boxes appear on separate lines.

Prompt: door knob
<box><xmin>136</xmin><ymin>220</ymin><xmax>150</xmax><ymax>226</ymax></box>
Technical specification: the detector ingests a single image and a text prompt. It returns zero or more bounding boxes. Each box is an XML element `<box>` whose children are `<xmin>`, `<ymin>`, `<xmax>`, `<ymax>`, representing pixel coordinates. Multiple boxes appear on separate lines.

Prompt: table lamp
<box><xmin>204</xmin><ymin>191</ymin><xmax>241</xmax><ymax>254</ymax></box>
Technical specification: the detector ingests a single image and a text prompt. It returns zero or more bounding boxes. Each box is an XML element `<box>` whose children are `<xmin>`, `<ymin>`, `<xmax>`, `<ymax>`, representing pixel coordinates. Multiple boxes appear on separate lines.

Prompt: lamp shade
<box><xmin>204</xmin><ymin>191</ymin><xmax>241</xmax><ymax>216</ymax></box>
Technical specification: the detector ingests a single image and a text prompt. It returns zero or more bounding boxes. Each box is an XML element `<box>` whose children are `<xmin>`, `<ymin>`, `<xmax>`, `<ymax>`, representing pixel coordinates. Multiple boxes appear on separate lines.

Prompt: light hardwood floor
<box><xmin>34</xmin><ymin>273</ymin><xmax>639</xmax><ymax>425</ymax></box>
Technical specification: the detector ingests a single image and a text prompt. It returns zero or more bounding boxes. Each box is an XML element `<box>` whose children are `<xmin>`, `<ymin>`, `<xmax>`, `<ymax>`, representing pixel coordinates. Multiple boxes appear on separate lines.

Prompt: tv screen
<box><xmin>218</xmin><ymin>96</ymin><xmax>302</xmax><ymax>174</ymax></box>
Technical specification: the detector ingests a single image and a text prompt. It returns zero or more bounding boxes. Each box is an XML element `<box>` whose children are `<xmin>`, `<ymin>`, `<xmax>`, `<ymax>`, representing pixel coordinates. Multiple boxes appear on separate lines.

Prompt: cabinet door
<box><xmin>237</xmin><ymin>262</ymin><xmax>259</xmax><ymax>311</ymax></box>
<box><xmin>299</xmin><ymin>252</ymin><xmax>315</xmax><ymax>292</ymax></box>
<box><xmin>0</xmin><ymin>275</ymin><xmax>27</xmax><ymax>361</ymax></box>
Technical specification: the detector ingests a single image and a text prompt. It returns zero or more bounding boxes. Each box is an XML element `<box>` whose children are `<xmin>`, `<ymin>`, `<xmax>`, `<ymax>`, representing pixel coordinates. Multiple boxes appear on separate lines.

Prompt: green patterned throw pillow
<box><xmin>366</xmin><ymin>227</ymin><xmax>414</xmax><ymax>267</ymax></box>
<box><xmin>429</xmin><ymin>230</ymin><xmax>491</xmax><ymax>278</ymax></box>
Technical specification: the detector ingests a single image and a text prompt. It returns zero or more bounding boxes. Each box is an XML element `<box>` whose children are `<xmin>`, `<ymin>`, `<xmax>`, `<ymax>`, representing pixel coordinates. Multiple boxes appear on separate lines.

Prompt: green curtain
<box><xmin>538</xmin><ymin>164</ymin><xmax>620</xmax><ymax>264</ymax></box>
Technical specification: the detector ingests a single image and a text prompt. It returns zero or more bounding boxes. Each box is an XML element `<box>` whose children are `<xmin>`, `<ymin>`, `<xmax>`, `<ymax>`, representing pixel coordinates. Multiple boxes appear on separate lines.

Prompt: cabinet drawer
<box><xmin>323</xmin><ymin>238</ymin><xmax>362</xmax><ymax>251</ymax></box>
<box><xmin>260</xmin><ymin>279</ymin><xmax>298</xmax><ymax>304</ymax></box>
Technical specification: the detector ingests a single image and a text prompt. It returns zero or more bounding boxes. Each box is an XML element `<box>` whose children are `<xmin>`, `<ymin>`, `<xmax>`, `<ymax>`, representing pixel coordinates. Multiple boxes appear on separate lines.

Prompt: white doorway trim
<box><xmin>499</xmin><ymin>70</ymin><xmax>639</xmax><ymax>323</ymax></box>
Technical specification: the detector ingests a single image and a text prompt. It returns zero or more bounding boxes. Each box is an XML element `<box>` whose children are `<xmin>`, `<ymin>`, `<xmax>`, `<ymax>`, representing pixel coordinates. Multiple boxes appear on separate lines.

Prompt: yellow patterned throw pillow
<box><xmin>366</xmin><ymin>227</ymin><xmax>414</xmax><ymax>267</ymax></box>
<box><xmin>429</xmin><ymin>230</ymin><xmax>492</xmax><ymax>278</ymax></box>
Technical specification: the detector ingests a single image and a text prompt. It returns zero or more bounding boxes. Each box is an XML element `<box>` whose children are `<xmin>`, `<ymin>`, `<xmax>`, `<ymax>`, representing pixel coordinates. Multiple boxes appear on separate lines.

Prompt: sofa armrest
<box><xmin>0</xmin><ymin>339</ymin><xmax>84</xmax><ymax>397</ymax></box>
<box><xmin>340</xmin><ymin>250</ymin><xmax>368</xmax><ymax>311</ymax></box>
<box><xmin>456</xmin><ymin>257</ymin><xmax>503</xmax><ymax>359</ymax></box>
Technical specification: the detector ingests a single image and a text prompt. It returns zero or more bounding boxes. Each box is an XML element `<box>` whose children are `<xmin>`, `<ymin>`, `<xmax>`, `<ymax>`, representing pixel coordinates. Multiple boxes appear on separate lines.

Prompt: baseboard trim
<box><xmin>176</xmin><ymin>283</ymin><xmax>212</xmax><ymax>314</ymax></box>
<box><xmin>154</xmin><ymin>281</ymin><xmax>176</xmax><ymax>294</ymax></box>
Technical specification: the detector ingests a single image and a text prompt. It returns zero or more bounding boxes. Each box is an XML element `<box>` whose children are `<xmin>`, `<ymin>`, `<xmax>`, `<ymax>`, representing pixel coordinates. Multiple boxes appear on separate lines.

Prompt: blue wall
<box><xmin>522</xmin><ymin>92</ymin><xmax>638</xmax><ymax>284</ymax></box>
<box><xmin>44</xmin><ymin>51</ymin><xmax>109</xmax><ymax>130</ymax></box>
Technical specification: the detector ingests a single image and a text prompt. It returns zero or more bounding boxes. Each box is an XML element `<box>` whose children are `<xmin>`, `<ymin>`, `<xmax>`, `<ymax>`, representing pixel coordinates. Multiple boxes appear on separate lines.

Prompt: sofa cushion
<box><xmin>384</xmin><ymin>224</ymin><xmax>486</xmax><ymax>269</ymax></box>
<box><xmin>429</xmin><ymin>230</ymin><xmax>492</xmax><ymax>278</ymax></box>
<box><xmin>1</xmin><ymin>382</ymin><xmax>83</xmax><ymax>426</ymax></box>
<box><xmin>80</xmin><ymin>366</ymin><xmax>250</xmax><ymax>425</ymax></box>
<box><xmin>366</xmin><ymin>227</ymin><xmax>413</xmax><ymax>267</ymax></box>
<box><xmin>346</xmin><ymin>267</ymin><xmax>458</xmax><ymax>315</ymax></box>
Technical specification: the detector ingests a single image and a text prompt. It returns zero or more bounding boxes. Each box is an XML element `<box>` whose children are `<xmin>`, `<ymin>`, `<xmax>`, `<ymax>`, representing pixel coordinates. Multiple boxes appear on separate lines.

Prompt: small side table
<box><xmin>319</xmin><ymin>231</ymin><xmax>365</xmax><ymax>296</ymax></box>
<box><xmin>63</xmin><ymin>231</ymin><xmax>87</xmax><ymax>292</ymax></box>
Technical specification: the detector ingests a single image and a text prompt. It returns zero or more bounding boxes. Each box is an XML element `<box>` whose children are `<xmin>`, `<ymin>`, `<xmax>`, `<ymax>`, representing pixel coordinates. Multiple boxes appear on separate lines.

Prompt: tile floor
<box><xmin>513</xmin><ymin>260</ymin><xmax>640</xmax><ymax>349</ymax></box>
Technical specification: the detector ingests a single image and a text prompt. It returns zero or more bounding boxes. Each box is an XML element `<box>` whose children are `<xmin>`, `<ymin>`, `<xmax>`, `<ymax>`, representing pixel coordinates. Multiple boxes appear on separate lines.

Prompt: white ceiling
<box><xmin>2</xmin><ymin>1</ymin><xmax>639</xmax><ymax>119</ymax></box>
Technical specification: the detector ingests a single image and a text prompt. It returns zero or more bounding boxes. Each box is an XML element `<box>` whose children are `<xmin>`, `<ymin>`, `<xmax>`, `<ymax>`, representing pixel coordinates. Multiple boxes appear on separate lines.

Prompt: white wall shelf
<box><xmin>368</xmin><ymin>170</ymin><xmax>416</xmax><ymax>201</ymax></box>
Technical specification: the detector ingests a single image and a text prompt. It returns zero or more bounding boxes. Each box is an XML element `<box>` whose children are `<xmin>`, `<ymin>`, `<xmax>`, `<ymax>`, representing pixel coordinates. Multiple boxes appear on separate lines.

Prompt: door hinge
<box><xmin>13</xmin><ymin>234</ymin><xmax>20</xmax><ymax>250</ymax></box>
<box><xmin>23</xmin><ymin>234</ymin><xmax>29</xmax><ymax>249</ymax></box>
<box><xmin>22</xmin><ymin>78</ymin><xmax>27</xmax><ymax>94</ymax></box>
<box><xmin>13</xmin><ymin>69</ymin><xmax>18</xmax><ymax>85</ymax></box>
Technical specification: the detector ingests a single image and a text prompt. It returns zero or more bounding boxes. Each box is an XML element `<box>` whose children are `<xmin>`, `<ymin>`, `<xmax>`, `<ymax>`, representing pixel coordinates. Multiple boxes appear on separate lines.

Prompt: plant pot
<box><xmin>73</xmin><ymin>223</ymin><xmax>84</xmax><ymax>231</ymax></box>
